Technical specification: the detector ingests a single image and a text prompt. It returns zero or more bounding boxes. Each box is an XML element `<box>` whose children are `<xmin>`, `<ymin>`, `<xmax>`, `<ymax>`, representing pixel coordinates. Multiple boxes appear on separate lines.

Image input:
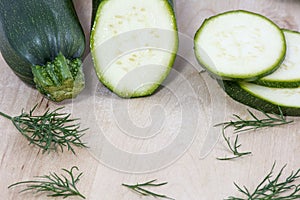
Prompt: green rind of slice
<box><xmin>254</xmin><ymin>79</ymin><xmax>300</xmax><ymax>88</ymax></box>
<box><xmin>220</xmin><ymin>80</ymin><xmax>300</xmax><ymax>116</ymax></box>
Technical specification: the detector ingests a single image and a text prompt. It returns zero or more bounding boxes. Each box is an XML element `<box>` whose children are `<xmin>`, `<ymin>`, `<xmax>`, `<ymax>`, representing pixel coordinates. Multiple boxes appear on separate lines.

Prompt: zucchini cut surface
<box><xmin>91</xmin><ymin>0</ymin><xmax>178</xmax><ymax>98</ymax></box>
<box><xmin>222</xmin><ymin>81</ymin><xmax>300</xmax><ymax>116</ymax></box>
<box><xmin>194</xmin><ymin>10</ymin><xmax>286</xmax><ymax>80</ymax></box>
<box><xmin>255</xmin><ymin>30</ymin><xmax>300</xmax><ymax>88</ymax></box>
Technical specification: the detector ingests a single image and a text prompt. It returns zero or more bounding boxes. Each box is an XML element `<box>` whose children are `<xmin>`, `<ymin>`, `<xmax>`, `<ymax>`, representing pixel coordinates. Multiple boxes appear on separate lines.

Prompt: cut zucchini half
<box><xmin>221</xmin><ymin>81</ymin><xmax>300</xmax><ymax>116</ymax></box>
<box><xmin>255</xmin><ymin>29</ymin><xmax>300</xmax><ymax>88</ymax></box>
<box><xmin>91</xmin><ymin>0</ymin><xmax>178</xmax><ymax>98</ymax></box>
<box><xmin>194</xmin><ymin>10</ymin><xmax>286</xmax><ymax>81</ymax></box>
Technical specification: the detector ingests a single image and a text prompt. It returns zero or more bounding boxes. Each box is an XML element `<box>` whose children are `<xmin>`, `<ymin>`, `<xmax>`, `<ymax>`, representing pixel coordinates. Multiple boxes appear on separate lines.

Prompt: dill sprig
<box><xmin>122</xmin><ymin>179</ymin><xmax>174</xmax><ymax>200</ymax></box>
<box><xmin>216</xmin><ymin>107</ymin><xmax>293</xmax><ymax>133</ymax></box>
<box><xmin>216</xmin><ymin>107</ymin><xmax>292</xmax><ymax>160</ymax></box>
<box><xmin>8</xmin><ymin>166</ymin><xmax>86</xmax><ymax>199</ymax></box>
<box><xmin>226</xmin><ymin>163</ymin><xmax>300</xmax><ymax>200</ymax></box>
<box><xmin>217</xmin><ymin>128</ymin><xmax>251</xmax><ymax>161</ymax></box>
<box><xmin>0</xmin><ymin>105</ymin><xmax>88</xmax><ymax>154</ymax></box>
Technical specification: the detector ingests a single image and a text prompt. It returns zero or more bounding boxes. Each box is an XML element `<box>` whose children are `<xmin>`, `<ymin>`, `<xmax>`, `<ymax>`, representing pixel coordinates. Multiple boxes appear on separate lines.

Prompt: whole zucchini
<box><xmin>0</xmin><ymin>0</ymin><xmax>85</xmax><ymax>102</ymax></box>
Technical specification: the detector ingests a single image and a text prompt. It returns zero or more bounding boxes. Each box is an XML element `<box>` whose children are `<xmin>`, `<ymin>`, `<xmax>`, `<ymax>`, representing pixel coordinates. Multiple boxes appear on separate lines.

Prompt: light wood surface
<box><xmin>1</xmin><ymin>0</ymin><xmax>299</xmax><ymax>199</ymax></box>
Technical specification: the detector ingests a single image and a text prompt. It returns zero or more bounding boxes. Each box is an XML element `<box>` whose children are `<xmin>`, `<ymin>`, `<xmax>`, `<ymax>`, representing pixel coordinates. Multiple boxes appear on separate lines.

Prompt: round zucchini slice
<box><xmin>255</xmin><ymin>29</ymin><xmax>300</xmax><ymax>88</ymax></box>
<box><xmin>194</xmin><ymin>10</ymin><xmax>286</xmax><ymax>81</ymax></box>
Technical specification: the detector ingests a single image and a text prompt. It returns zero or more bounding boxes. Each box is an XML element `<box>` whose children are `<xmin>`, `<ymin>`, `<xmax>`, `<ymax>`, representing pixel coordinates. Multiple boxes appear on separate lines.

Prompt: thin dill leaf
<box><xmin>217</xmin><ymin>107</ymin><xmax>293</xmax><ymax>133</ymax></box>
<box><xmin>216</xmin><ymin>107</ymin><xmax>292</xmax><ymax>161</ymax></box>
<box><xmin>0</xmin><ymin>105</ymin><xmax>88</xmax><ymax>154</ymax></box>
<box><xmin>8</xmin><ymin>166</ymin><xmax>85</xmax><ymax>199</ymax></box>
<box><xmin>122</xmin><ymin>179</ymin><xmax>174</xmax><ymax>200</ymax></box>
<box><xmin>217</xmin><ymin>128</ymin><xmax>251</xmax><ymax>161</ymax></box>
<box><xmin>226</xmin><ymin>163</ymin><xmax>300</xmax><ymax>199</ymax></box>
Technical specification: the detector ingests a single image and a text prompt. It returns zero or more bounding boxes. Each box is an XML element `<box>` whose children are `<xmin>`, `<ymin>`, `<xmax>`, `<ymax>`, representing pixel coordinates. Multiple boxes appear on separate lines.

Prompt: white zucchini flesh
<box><xmin>240</xmin><ymin>82</ymin><xmax>300</xmax><ymax>108</ymax></box>
<box><xmin>255</xmin><ymin>30</ymin><xmax>300</xmax><ymax>87</ymax></box>
<box><xmin>91</xmin><ymin>0</ymin><xmax>178</xmax><ymax>98</ymax></box>
<box><xmin>194</xmin><ymin>10</ymin><xmax>286</xmax><ymax>80</ymax></box>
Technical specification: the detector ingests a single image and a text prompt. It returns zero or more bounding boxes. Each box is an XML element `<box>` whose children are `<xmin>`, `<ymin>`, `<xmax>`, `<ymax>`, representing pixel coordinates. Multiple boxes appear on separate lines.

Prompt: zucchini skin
<box><xmin>220</xmin><ymin>80</ymin><xmax>300</xmax><ymax>116</ymax></box>
<box><xmin>254</xmin><ymin>78</ymin><xmax>300</xmax><ymax>89</ymax></box>
<box><xmin>0</xmin><ymin>0</ymin><xmax>85</xmax><ymax>101</ymax></box>
<box><xmin>92</xmin><ymin>0</ymin><xmax>101</xmax><ymax>25</ymax></box>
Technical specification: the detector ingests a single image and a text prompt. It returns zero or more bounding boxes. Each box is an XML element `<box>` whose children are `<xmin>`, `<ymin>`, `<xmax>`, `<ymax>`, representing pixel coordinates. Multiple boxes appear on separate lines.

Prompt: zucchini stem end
<box><xmin>31</xmin><ymin>53</ymin><xmax>85</xmax><ymax>102</ymax></box>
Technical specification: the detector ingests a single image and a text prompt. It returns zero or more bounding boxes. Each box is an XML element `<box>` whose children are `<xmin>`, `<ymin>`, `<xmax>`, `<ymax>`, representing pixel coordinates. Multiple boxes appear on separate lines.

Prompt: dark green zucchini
<box><xmin>0</xmin><ymin>0</ymin><xmax>85</xmax><ymax>102</ymax></box>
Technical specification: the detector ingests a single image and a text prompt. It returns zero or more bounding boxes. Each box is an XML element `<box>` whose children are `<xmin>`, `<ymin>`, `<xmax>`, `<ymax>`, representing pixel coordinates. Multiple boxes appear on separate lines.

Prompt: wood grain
<box><xmin>0</xmin><ymin>0</ymin><xmax>299</xmax><ymax>200</ymax></box>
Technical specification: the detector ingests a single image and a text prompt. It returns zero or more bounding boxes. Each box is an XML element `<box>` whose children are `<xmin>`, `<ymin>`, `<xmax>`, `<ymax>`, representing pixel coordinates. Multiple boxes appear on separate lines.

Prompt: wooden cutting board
<box><xmin>1</xmin><ymin>1</ymin><xmax>299</xmax><ymax>199</ymax></box>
